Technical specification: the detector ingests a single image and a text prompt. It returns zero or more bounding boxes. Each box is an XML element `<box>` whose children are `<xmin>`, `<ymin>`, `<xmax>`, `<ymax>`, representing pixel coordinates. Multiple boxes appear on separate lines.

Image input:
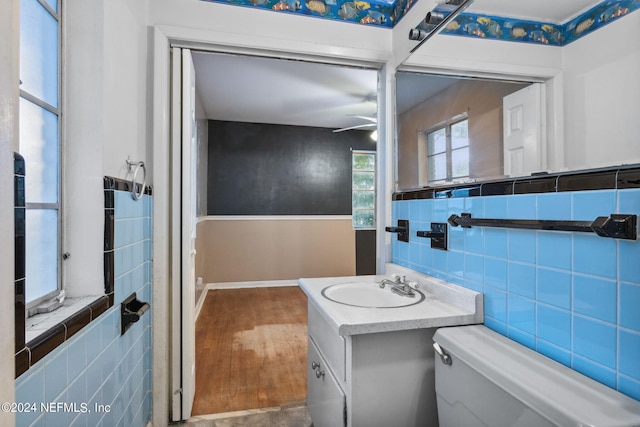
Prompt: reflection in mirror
<box><xmin>395</xmin><ymin>72</ymin><xmax>530</xmax><ymax>191</ymax></box>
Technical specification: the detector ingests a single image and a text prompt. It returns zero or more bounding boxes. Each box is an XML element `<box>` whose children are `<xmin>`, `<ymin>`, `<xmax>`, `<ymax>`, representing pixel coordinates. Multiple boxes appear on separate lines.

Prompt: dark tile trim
<box><xmin>556</xmin><ymin>170</ymin><xmax>617</xmax><ymax>192</ymax></box>
<box><xmin>104</xmin><ymin>176</ymin><xmax>153</xmax><ymax>196</ymax></box>
<box><xmin>104</xmin><ymin>209</ymin><xmax>114</xmax><ymax>252</ymax></box>
<box><xmin>514</xmin><ymin>176</ymin><xmax>557</xmax><ymax>194</ymax></box>
<box><xmin>13</xmin><ymin>173</ymin><xmax>135</xmax><ymax>378</ymax></box>
<box><xmin>15</xmin><ymin>279</ymin><xmax>25</xmax><ymax>354</ymax></box>
<box><xmin>104</xmin><ymin>251</ymin><xmax>115</xmax><ymax>295</ymax></box>
<box><xmin>14</xmin><ymin>153</ymin><xmax>26</xmax><ymax>360</ymax></box>
<box><xmin>89</xmin><ymin>296</ymin><xmax>111</xmax><ymax>319</ymax></box>
<box><xmin>15</xmin><ymin>348</ymin><xmax>29</xmax><ymax>378</ymax></box>
<box><xmin>392</xmin><ymin>164</ymin><xmax>640</xmax><ymax>200</ymax></box>
<box><xmin>27</xmin><ymin>324</ymin><xmax>66</xmax><ymax>366</ymax></box>
<box><xmin>480</xmin><ymin>181</ymin><xmax>514</xmax><ymax>196</ymax></box>
<box><xmin>63</xmin><ymin>307</ymin><xmax>92</xmax><ymax>340</ymax></box>
<box><xmin>14</xmin><ymin>152</ymin><xmax>25</xmax><ymax>176</ymax></box>
<box><xmin>617</xmin><ymin>168</ymin><xmax>640</xmax><ymax>189</ymax></box>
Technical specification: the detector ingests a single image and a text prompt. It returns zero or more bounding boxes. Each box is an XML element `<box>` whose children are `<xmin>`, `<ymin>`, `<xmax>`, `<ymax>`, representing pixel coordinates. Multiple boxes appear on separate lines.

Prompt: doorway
<box><xmin>173</xmin><ymin>48</ymin><xmax>382</xmax><ymax>421</ymax></box>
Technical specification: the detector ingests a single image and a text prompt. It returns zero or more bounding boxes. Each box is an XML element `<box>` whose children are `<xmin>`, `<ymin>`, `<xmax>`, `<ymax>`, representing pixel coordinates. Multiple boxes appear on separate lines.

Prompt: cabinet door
<box><xmin>307</xmin><ymin>338</ymin><xmax>346</xmax><ymax>427</ymax></box>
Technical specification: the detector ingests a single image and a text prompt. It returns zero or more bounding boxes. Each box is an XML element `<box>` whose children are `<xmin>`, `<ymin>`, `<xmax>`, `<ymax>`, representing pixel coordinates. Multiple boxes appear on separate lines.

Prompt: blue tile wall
<box><xmin>391</xmin><ymin>187</ymin><xmax>640</xmax><ymax>401</ymax></box>
<box><xmin>15</xmin><ymin>191</ymin><xmax>153</xmax><ymax>427</ymax></box>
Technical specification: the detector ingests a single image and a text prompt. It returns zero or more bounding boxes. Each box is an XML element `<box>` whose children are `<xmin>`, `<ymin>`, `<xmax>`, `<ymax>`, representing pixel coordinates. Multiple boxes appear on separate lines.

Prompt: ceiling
<box><xmin>192</xmin><ymin>0</ymin><xmax>626</xmax><ymax>130</ymax></box>
<box><xmin>193</xmin><ymin>53</ymin><xmax>378</xmax><ymax>130</ymax></box>
<box><xmin>466</xmin><ymin>0</ymin><xmax>601</xmax><ymax>24</ymax></box>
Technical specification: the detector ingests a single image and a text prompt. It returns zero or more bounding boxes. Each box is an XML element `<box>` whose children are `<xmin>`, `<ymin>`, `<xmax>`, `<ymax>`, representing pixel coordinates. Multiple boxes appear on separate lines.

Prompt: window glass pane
<box><xmin>352</xmin><ymin>191</ymin><xmax>374</xmax><ymax>209</ymax></box>
<box><xmin>451</xmin><ymin>119</ymin><xmax>468</xmax><ymax>149</ymax></box>
<box><xmin>353</xmin><ymin>171</ymin><xmax>375</xmax><ymax>190</ymax></box>
<box><xmin>452</xmin><ymin>147</ymin><xmax>469</xmax><ymax>178</ymax></box>
<box><xmin>353</xmin><ymin>153</ymin><xmax>375</xmax><ymax>171</ymax></box>
<box><xmin>427</xmin><ymin>128</ymin><xmax>446</xmax><ymax>155</ymax></box>
<box><xmin>19</xmin><ymin>98</ymin><xmax>59</xmax><ymax>204</ymax></box>
<box><xmin>353</xmin><ymin>210</ymin><xmax>374</xmax><ymax>228</ymax></box>
<box><xmin>20</xmin><ymin>0</ymin><xmax>59</xmax><ymax>107</ymax></box>
<box><xmin>25</xmin><ymin>209</ymin><xmax>58</xmax><ymax>304</ymax></box>
<box><xmin>428</xmin><ymin>153</ymin><xmax>447</xmax><ymax>182</ymax></box>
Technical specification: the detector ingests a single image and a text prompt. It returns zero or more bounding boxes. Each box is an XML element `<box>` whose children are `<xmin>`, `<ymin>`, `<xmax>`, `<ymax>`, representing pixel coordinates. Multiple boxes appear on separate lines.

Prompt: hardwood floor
<box><xmin>192</xmin><ymin>287</ymin><xmax>308</xmax><ymax>415</ymax></box>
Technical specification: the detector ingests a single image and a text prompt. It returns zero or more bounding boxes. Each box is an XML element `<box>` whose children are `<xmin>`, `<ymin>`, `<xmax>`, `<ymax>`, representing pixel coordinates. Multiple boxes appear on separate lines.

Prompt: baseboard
<box><xmin>206</xmin><ymin>279</ymin><xmax>300</xmax><ymax>290</ymax></box>
<box><xmin>195</xmin><ymin>279</ymin><xmax>300</xmax><ymax>320</ymax></box>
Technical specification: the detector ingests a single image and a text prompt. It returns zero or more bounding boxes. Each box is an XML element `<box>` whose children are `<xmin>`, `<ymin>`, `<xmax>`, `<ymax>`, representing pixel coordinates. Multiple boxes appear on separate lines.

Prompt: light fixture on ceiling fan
<box><xmin>333</xmin><ymin>115</ymin><xmax>378</xmax><ymax>141</ymax></box>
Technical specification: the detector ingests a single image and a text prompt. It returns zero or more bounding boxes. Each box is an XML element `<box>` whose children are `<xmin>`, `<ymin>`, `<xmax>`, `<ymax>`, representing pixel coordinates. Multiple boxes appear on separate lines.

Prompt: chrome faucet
<box><xmin>378</xmin><ymin>274</ymin><xmax>419</xmax><ymax>298</ymax></box>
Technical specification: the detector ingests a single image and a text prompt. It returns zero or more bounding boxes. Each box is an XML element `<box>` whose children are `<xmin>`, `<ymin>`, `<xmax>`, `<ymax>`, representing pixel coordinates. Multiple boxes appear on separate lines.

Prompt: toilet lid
<box><xmin>433</xmin><ymin>325</ymin><xmax>640</xmax><ymax>427</ymax></box>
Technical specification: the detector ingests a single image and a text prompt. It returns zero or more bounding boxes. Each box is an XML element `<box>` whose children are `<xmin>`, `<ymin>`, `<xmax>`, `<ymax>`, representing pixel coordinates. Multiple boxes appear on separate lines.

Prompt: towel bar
<box><xmin>126</xmin><ymin>158</ymin><xmax>146</xmax><ymax>201</ymax></box>
<box><xmin>448</xmin><ymin>213</ymin><xmax>637</xmax><ymax>240</ymax></box>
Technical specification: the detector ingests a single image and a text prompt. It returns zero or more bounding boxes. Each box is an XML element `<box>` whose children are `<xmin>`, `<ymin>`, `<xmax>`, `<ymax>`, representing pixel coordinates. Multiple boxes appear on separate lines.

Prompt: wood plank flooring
<box><xmin>192</xmin><ymin>287</ymin><xmax>308</xmax><ymax>415</ymax></box>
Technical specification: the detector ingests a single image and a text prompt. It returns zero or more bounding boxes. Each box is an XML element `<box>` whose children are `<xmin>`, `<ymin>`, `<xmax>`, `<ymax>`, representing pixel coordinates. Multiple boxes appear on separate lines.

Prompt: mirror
<box><xmin>395</xmin><ymin>72</ymin><xmax>531</xmax><ymax>190</ymax></box>
<box><xmin>394</xmin><ymin>9</ymin><xmax>640</xmax><ymax>191</ymax></box>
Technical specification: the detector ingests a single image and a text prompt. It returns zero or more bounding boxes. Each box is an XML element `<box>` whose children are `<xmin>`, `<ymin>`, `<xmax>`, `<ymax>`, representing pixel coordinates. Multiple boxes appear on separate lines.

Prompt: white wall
<box><xmin>401</xmin><ymin>33</ymin><xmax>563</xmax><ymax>78</ymax></box>
<box><xmin>0</xmin><ymin>0</ymin><xmax>18</xmax><ymax>424</ymax></box>
<box><xmin>562</xmin><ymin>11</ymin><xmax>640</xmax><ymax>170</ymax></box>
<box><xmin>64</xmin><ymin>0</ymin><xmax>106</xmax><ymax>297</ymax></box>
<box><xmin>104</xmin><ymin>0</ymin><xmax>151</xmax><ymax>179</ymax></box>
<box><xmin>64</xmin><ymin>0</ymin><xmax>151</xmax><ymax>298</ymax></box>
<box><xmin>149</xmin><ymin>0</ymin><xmax>391</xmax><ymax>63</ymax></box>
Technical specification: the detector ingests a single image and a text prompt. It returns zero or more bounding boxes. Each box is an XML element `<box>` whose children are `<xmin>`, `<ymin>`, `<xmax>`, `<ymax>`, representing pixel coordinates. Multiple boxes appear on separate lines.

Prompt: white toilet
<box><xmin>433</xmin><ymin>325</ymin><xmax>640</xmax><ymax>427</ymax></box>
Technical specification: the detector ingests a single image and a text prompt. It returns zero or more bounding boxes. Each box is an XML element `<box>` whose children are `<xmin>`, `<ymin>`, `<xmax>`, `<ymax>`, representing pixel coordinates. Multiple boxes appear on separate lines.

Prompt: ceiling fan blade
<box><xmin>349</xmin><ymin>115</ymin><xmax>377</xmax><ymax>123</ymax></box>
<box><xmin>333</xmin><ymin>123</ymin><xmax>377</xmax><ymax>133</ymax></box>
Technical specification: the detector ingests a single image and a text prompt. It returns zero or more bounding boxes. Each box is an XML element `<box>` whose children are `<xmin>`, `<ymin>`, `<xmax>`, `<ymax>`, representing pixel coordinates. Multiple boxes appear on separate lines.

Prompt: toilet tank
<box><xmin>433</xmin><ymin>325</ymin><xmax>640</xmax><ymax>427</ymax></box>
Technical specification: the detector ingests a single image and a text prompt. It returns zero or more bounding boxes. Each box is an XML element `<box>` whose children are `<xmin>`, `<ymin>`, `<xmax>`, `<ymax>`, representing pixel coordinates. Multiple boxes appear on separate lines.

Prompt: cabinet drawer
<box><xmin>308</xmin><ymin>302</ymin><xmax>346</xmax><ymax>381</ymax></box>
<box><xmin>307</xmin><ymin>338</ymin><xmax>346</xmax><ymax>427</ymax></box>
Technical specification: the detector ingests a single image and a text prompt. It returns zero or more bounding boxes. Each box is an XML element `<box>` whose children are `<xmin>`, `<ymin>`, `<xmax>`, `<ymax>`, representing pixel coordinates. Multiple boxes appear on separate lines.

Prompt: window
<box><xmin>19</xmin><ymin>0</ymin><xmax>62</xmax><ymax>311</ymax></box>
<box><xmin>426</xmin><ymin>117</ymin><xmax>469</xmax><ymax>185</ymax></box>
<box><xmin>352</xmin><ymin>151</ymin><xmax>375</xmax><ymax>229</ymax></box>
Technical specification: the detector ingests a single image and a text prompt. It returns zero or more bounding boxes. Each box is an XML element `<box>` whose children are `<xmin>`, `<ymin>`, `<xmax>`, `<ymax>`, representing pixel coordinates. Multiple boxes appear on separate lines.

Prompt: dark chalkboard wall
<box><xmin>207</xmin><ymin>120</ymin><xmax>376</xmax><ymax>215</ymax></box>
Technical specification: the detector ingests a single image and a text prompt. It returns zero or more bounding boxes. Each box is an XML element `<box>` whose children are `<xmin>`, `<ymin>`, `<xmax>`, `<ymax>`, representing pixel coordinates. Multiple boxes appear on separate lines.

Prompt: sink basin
<box><xmin>321</xmin><ymin>281</ymin><xmax>425</xmax><ymax>308</ymax></box>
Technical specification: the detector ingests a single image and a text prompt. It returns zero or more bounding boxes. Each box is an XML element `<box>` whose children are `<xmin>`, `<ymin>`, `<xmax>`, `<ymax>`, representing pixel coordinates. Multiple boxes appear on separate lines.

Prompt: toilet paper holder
<box><xmin>121</xmin><ymin>292</ymin><xmax>150</xmax><ymax>335</ymax></box>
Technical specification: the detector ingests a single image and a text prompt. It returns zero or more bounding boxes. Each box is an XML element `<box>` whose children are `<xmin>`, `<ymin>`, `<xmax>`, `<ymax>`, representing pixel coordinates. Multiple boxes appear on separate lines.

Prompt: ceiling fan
<box><xmin>333</xmin><ymin>115</ymin><xmax>377</xmax><ymax>133</ymax></box>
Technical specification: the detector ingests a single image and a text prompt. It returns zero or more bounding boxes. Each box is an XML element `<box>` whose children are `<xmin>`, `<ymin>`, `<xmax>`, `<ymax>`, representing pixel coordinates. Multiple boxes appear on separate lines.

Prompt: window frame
<box><xmin>425</xmin><ymin>114</ymin><xmax>469</xmax><ymax>185</ymax></box>
<box><xmin>351</xmin><ymin>150</ymin><xmax>376</xmax><ymax>230</ymax></box>
<box><xmin>19</xmin><ymin>0</ymin><xmax>64</xmax><ymax>312</ymax></box>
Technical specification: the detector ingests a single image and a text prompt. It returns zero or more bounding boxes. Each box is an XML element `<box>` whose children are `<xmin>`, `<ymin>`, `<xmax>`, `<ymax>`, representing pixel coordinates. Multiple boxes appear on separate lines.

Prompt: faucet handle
<box><xmin>409</xmin><ymin>281</ymin><xmax>419</xmax><ymax>290</ymax></box>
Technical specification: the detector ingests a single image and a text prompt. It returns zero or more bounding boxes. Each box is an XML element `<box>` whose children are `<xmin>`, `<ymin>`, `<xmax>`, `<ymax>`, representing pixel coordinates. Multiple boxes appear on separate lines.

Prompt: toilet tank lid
<box><xmin>433</xmin><ymin>325</ymin><xmax>640</xmax><ymax>427</ymax></box>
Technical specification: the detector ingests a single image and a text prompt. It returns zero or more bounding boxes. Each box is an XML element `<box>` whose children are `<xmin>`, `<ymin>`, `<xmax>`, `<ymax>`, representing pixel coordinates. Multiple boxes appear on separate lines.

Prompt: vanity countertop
<box><xmin>299</xmin><ymin>264</ymin><xmax>484</xmax><ymax>336</ymax></box>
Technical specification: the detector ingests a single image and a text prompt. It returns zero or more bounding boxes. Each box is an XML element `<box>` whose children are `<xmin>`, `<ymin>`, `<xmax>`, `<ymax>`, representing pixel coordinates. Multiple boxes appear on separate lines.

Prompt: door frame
<box><xmin>152</xmin><ymin>26</ymin><xmax>391</xmax><ymax>424</ymax></box>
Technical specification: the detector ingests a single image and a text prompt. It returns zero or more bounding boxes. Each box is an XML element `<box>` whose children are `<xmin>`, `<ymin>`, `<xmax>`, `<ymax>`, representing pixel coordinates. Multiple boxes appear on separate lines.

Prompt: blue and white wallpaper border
<box><xmin>199</xmin><ymin>0</ymin><xmax>639</xmax><ymax>46</ymax></box>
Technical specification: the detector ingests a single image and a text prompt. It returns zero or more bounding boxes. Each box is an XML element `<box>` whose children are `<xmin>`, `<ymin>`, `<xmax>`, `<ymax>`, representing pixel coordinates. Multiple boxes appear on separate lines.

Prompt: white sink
<box><xmin>321</xmin><ymin>281</ymin><xmax>425</xmax><ymax>308</ymax></box>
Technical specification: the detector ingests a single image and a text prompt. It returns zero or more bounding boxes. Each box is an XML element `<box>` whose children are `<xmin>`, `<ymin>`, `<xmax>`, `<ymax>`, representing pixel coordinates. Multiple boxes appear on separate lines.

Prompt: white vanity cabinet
<box><xmin>300</xmin><ymin>265</ymin><xmax>484</xmax><ymax>427</ymax></box>
<box><xmin>307</xmin><ymin>301</ymin><xmax>439</xmax><ymax>427</ymax></box>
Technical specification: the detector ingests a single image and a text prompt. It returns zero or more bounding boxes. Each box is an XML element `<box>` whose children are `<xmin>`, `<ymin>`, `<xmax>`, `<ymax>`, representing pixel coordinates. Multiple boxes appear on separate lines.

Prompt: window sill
<box><xmin>16</xmin><ymin>294</ymin><xmax>113</xmax><ymax>378</ymax></box>
<box><xmin>25</xmin><ymin>295</ymin><xmax>104</xmax><ymax>343</ymax></box>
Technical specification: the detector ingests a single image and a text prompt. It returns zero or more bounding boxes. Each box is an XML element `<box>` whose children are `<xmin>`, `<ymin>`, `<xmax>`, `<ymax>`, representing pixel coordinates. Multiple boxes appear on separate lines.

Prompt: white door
<box><xmin>503</xmin><ymin>83</ymin><xmax>545</xmax><ymax>177</ymax></box>
<box><xmin>170</xmin><ymin>47</ymin><xmax>197</xmax><ymax>422</ymax></box>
